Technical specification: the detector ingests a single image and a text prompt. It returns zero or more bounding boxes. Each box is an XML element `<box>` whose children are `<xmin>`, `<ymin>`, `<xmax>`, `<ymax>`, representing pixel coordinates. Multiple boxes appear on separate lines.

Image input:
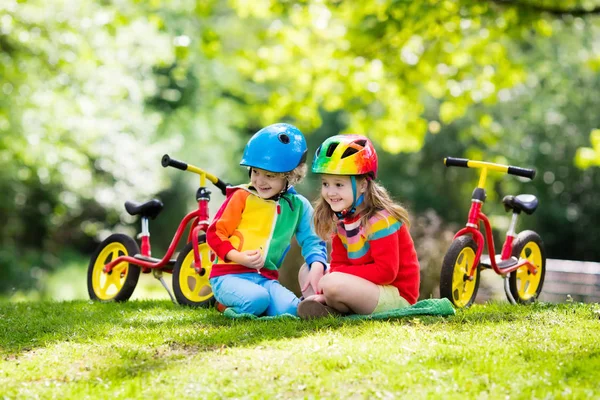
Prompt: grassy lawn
<box><xmin>1</xmin><ymin>300</ymin><xmax>599</xmax><ymax>399</ymax></box>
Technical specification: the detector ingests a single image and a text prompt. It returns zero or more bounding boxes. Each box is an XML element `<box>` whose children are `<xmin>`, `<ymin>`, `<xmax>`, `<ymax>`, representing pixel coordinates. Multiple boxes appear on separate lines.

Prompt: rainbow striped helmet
<box><xmin>312</xmin><ymin>134</ymin><xmax>378</xmax><ymax>179</ymax></box>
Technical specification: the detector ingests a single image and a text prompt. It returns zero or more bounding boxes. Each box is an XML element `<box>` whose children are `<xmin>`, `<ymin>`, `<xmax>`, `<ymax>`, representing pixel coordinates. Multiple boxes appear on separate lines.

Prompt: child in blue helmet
<box><xmin>206</xmin><ymin>123</ymin><xmax>328</xmax><ymax>316</ymax></box>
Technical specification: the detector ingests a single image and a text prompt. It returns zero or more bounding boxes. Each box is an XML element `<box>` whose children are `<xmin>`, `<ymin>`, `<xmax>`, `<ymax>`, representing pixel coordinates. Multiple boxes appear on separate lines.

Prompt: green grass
<box><xmin>0</xmin><ymin>301</ymin><xmax>599</xmax><ymax>399</ymax></box>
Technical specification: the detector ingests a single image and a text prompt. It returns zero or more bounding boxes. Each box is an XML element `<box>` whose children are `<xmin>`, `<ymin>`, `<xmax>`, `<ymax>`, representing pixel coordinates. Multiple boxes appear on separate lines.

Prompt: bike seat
<box><xmin>124</xmin><ymin>199</ymin><xmax>164</xmax><ymax>219</ymax></box>
<box><xmin>502</xmin><ymin>194</ymin><xmax>538</xmax><ymax>215</ymax></box>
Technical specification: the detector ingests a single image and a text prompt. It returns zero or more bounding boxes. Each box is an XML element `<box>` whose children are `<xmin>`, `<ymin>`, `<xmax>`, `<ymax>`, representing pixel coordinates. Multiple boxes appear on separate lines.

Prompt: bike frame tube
<box><xmin>448</xmin><ymin>158</ymin><xmax>538</xmax><ymax>279</ymax></box>
<box><xmin>453</xmin><ymin>225</ymin><xmax>485</xmax><ymax>277</ymax></box>
<box><xmin>500</xmin><ymin>235</ymin><xmax>514</xmax><ymax>260</ymax></box>
<box><xmin>103</xmin><ymin>208</ymin><xmax>202</xmax><ymax>274</ymax></box>
<box><xmin>455</xmin><ymin>207</ymin><xmax>537</xmax><ymax>277</ymax></box>
<box><xmin>192</xmin><ymin>197</ymin><xmax>210</xmax><ymax>272</ymax></box>
<box><xmin>102</xmin><ymin>163</ymin><xmax>217</xmax><ymax>274</ymax></box>
<box><xmin>141</xmin><ymin>236</ymin><xmax>151</xmax><ymax>257</ymax></box>
<box><xmin>140</xmin><ymin>218</ymin><xmax>151</xmax><ymax>257</ymax></box>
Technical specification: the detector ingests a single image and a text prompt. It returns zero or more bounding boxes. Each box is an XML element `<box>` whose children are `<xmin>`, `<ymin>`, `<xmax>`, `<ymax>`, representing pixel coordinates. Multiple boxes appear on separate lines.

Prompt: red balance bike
<box><xmin>87</xmin><ymin>154</ymin><xmax>229</xmax><ymax>307</ymax></box>
<box><xmin>439</xmin><ymin>157</ymin><xmax>546</xmax><ymax>308</ymax></box>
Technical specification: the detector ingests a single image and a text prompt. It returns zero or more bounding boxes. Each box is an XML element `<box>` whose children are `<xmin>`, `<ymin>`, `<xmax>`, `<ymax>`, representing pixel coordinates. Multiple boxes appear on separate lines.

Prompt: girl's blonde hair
<box><xmin>313</xmin><ymin>176</ymin><xmax>410</xmax><ymax>240</ymax></box>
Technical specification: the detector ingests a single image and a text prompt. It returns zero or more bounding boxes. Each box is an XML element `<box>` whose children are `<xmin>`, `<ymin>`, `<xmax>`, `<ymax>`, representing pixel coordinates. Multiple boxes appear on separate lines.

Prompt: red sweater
<box><xmin>330</xmin><ymin>211</ymin><xmax>420</xmax><ymax>304</ymax></box>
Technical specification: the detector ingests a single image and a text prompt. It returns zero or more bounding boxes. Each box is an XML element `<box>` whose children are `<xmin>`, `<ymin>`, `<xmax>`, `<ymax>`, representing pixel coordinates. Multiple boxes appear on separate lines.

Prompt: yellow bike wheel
<box><xmin>87</xmin><ymin>234</ymin><xmax>141</xmax><ymax>302</ymax></box>
<box><xmin>172</xmin><ymin>240</ymin><xmax>215</xmax><ymax>307</ymax></box>
<box><xmin>509</xmin><ymin>230</ymin><xmax>546</xmax><ymax>304</ymax></box>
<box><xmin>440</xmin><ymin>236</ymin><xmax>480</xmax><ymax>308</ymax></box>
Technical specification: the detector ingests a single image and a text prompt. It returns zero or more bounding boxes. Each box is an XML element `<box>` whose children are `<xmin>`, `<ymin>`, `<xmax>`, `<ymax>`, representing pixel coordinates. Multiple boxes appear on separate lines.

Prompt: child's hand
<box><xmin>226</xmin><ymin>249</ymin><xmax>264</xmax><ymax>270</ymax></box>
<box><xmin>301</xmin><ymin>262</ymin><xmax>325</xmax><ymax>295</ymax></box>
<box><xmin>239</xmin><ymin>250</ymin><xmax>264</xmax><ymax>270</ymax></box>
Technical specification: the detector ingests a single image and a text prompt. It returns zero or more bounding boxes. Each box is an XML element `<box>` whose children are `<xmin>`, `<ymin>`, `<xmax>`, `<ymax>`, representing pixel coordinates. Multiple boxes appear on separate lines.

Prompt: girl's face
<box><xmin>320</xmin><ymin>174</ymin><xmax>366</xmax><ymax>213</ymax></box>
<box><xmin>251</xmin><ymin>168</ymin><xmax>286</xmax><ymax>199</ymax></box>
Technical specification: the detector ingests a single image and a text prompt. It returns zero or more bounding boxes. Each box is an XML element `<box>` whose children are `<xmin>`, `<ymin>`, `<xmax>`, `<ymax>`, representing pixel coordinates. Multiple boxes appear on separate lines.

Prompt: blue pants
<box><xmin>210</xmin><ymin>273</ymin><xmax>300</xmax><ymax>316</ymax></box>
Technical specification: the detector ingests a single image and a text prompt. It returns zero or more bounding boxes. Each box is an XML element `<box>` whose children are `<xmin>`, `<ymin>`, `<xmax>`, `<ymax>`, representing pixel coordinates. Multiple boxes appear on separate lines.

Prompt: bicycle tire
<box><xmin>508</xmin><ymin>230</ymin><xmax>546</xmax><ymax>304</ymax></box>
<box><xmin>87</xmin><ymin>233</ymin><xmax>141</xmax><ymax>302</ymax></box>
<box><xmin>172</xmin><ymin>239</ymin><xmax>216</xmax><ymax>307</ymax></box>
<box><xmin>440</xmin><ymin>236</ymin><xmax>480</xmax><ymax>308</ymax></box>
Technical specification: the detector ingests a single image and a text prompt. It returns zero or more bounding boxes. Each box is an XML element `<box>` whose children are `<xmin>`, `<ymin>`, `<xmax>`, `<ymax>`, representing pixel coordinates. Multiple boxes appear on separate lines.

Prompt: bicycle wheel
<box><xmin>172</xmin><ymin>240</ymin><xmax>216</xmax><ymax>307</ymax></box>
<box><xmin>440</xmin><ymin>236</ymin><xmax>480</xmax><ymax>308</ymax></box>
<box><xmin>87</xmin><ymin>234</ymin><xmax>141</xmax><ymax>302</ymax></box>
<box><xmin>508</xmin><ymin>230</ymin><xmax>546</xmax><ymax>304</ymax></box>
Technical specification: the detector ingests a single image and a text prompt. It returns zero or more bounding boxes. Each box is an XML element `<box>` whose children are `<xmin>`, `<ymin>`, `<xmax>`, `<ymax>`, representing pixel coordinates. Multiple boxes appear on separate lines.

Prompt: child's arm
<box><xmin>330</xmin><ymin>234</ymin><xmax>350</xmax><ymax>269</ymax></box>
<box><xmin>206</xmin><ymin>190</ymin><xmax>247</xmax><ymax>262</ymax></box>
<box><xmin>225</xmin><ymin>248</ymin><xmax>264</xmax><ymax>270</ymax></box>
<box><xmin>331</xmin><ymin>224</ymin><xmax>412</xmax><ymax>285</ymax></box>
<box><xmin>294</xmin><ymin>196</ymin><xmax>328</xmax><ymax>267</ymax></box>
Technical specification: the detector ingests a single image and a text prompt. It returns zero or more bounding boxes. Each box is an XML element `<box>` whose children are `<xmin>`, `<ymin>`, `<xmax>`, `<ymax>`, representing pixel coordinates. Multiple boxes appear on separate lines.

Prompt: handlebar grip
<box><xmin>444</xmin><ymin>157</ymin><xmax>469</xmax><ymax>168</ymax></box>
<box><xmin>161</xmin><ymin>154</ymin><xmax>188</xmax><ymax>171</ymax></box>
<box><xmin>215</xmin><ymin>179</ymin><xmax>230</xmax><ymax>196</ymax></box>
<box><xmin>507</xmin><ymin>165</ymin><xmax>536</xmax><ymax>180</ymax></box>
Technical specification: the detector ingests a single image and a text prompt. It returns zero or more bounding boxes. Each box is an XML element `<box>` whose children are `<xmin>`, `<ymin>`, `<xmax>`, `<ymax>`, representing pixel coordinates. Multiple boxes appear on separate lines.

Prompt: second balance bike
<box><xmin>439</xmin><ymin>157</ymin><xmax>546</xmax><ymax>308</ymax></box>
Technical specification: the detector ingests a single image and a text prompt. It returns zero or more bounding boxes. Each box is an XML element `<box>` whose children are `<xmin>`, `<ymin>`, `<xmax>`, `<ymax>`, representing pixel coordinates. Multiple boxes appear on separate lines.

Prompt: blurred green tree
<box><xmin>1</xmin><ymin>0</ymin><xmax>600</xmax><ymax>297</ymax></box>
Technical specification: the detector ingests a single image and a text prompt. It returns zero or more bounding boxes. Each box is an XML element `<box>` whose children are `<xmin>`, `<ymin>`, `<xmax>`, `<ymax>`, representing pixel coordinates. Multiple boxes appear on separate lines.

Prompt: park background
<box><xmin>2</xmin><ymin>0</ymin><xmax>600</xmax><ymax>303</ymax></box>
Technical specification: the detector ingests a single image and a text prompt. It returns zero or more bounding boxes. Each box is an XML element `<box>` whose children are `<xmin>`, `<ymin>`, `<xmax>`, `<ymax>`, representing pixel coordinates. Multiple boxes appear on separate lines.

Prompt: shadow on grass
<box><xmin>0</xmin><ymin>300</ymin><xmax>584</xmax><ymax>357</ymax></box>
<box><xmin>0</xmin><ymin>300</ymin><xmax>349</xmax><ymax>356</ymax></box>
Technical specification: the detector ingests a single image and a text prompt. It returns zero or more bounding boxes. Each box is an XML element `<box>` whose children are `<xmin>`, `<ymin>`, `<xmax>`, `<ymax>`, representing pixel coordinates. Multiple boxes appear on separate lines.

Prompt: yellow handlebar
<box><xmin>162</xmin><ymin>154</ymin><xmax>229</xmax><ymax>195</ymax></box>
<box><xmin>444</xmin><ymin>157</ymin><xmax>535</xmax><ymax>178</ymax></box>
<box><xmin>185</xmin><ymin>164</ymin><xmax>219</xmax><ymax>185</ymax></box>
<box><xmin>444</xmin><ymin>157</ymin><xmax>536</xmax><ymax>189</ymax></box>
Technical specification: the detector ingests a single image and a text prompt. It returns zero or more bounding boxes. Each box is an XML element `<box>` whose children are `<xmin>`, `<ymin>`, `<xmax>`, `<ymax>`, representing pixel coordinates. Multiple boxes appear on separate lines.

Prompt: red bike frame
<box><xmin>102</xmin><ymin>156</ymin><xmax>226</xmax><ymax>275</ymax></box>
<box><xmin>448</xmin><ymin>159</ymin><xmax>538</xmax><ymax>280</ymax></box>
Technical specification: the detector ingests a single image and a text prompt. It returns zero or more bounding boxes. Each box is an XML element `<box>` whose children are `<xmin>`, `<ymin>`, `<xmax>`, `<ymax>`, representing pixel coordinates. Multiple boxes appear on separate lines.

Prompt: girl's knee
<box><xmin>321</xmin><ymin>273</ymin><xmax>346</xmax><ymax>301</ymax></box>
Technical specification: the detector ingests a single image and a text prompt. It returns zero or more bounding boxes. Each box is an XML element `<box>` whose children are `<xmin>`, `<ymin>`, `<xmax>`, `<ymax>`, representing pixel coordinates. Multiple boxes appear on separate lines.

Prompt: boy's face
<box><xmin>250</xmin><ymin>168</ymin><xmax>286</xmax><ymax>199</ymax></box>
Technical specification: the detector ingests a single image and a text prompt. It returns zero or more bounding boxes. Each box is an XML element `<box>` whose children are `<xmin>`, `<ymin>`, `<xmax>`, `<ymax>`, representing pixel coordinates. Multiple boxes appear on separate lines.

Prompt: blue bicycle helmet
<box><xmin>240</xmin><ymin>123</ymin><xmax>308</xmax><ymax>173</ymax></box>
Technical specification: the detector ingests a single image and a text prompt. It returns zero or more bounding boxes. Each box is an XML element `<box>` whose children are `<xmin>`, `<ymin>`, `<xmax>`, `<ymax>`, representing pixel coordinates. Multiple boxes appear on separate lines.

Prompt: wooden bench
<box><xmin>539</xmin><ymin>259</ymin><xmax>600</xmax><ymax>303</ymax></box>
<box><xmin>475</xmin><ymin>258</ymin><xmax>600</xmax><ymax>304</ymax></box>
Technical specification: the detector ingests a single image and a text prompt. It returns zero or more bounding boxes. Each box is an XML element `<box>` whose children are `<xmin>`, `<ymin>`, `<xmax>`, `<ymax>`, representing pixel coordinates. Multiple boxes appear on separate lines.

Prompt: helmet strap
<box><xmin>334</xmin><ymin>176</ymin><xmax>363</xmax><ymax>219</ymax></box>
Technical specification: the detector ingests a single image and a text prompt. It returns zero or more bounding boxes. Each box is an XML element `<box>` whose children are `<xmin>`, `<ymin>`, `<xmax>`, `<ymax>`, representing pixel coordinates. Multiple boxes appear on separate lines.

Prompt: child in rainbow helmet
<box><xmin>297</xmin><ymin>134</ymin><xmax>420</xmax><ymax>318</ymax></box>
<box><xmin>206</xmin><ymin>123</ymin><xmax>327</xmax><ymax>316</ymax></box>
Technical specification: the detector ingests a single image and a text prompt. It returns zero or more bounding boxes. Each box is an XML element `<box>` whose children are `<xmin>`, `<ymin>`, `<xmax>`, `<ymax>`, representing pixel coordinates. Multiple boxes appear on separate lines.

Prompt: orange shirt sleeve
<box><xmin>206</xmin><ymin>189</ymin><xmax>249</xmax><ymax>261</ymax></box>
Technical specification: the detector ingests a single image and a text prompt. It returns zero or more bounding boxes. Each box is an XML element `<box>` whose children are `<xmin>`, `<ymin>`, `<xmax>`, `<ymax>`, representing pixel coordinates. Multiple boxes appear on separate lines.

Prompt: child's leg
<box><xmin>262</xmin><ymin>279</ymin><xmax>300</xmax><ymax>316</ymax></box>
<box><xmin>297</xmin><ymin>263</ymin><xmax>315</xmax><ymax>299</ymax></box>
<box><xmin>303</xmin><ymin>294</ymin><xmax>327</xmax><ymax>303</ymax></box>
<box><xmin>372</xmin><ymin>285</ymin><xmax>410</xmax><ymax>313</ymax></box>
<box><xmin>319</xmin><ymin>272</ymin><xmax>380</xmax><ymax>314</ymax></box>
<box><xmin>209</xmin><ymin>274</ymin><xmax>270</xmax><ymax>316</ymax></box>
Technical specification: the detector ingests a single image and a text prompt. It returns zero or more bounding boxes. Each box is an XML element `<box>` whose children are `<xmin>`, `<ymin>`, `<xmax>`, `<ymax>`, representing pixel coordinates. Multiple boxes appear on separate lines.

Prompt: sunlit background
<box><xmin>1</xmin><ymin>0</ymin><xmax>600</xmax><ymax>302</ymax></box>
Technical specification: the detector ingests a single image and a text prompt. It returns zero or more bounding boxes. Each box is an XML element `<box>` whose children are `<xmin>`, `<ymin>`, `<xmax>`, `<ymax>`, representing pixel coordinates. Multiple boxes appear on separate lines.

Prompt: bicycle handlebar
<box><xmin>162</xmin><ymin>154</ymin><xmax>230</xmax><ymax>195</ymax></box>
<box><xmin>161</xmin><ymin>154</ymin><xmax>187</xmax><ymax>171</ymax></box>
<box><xmin>444</xmin><ymin>157</ymin><xmax>536</xmax><ymax>180</ymax></box>
<box><xmin>506</xmin><ymin>165</ymin><xmax>536</xmax><ymax>180</ymax></box>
